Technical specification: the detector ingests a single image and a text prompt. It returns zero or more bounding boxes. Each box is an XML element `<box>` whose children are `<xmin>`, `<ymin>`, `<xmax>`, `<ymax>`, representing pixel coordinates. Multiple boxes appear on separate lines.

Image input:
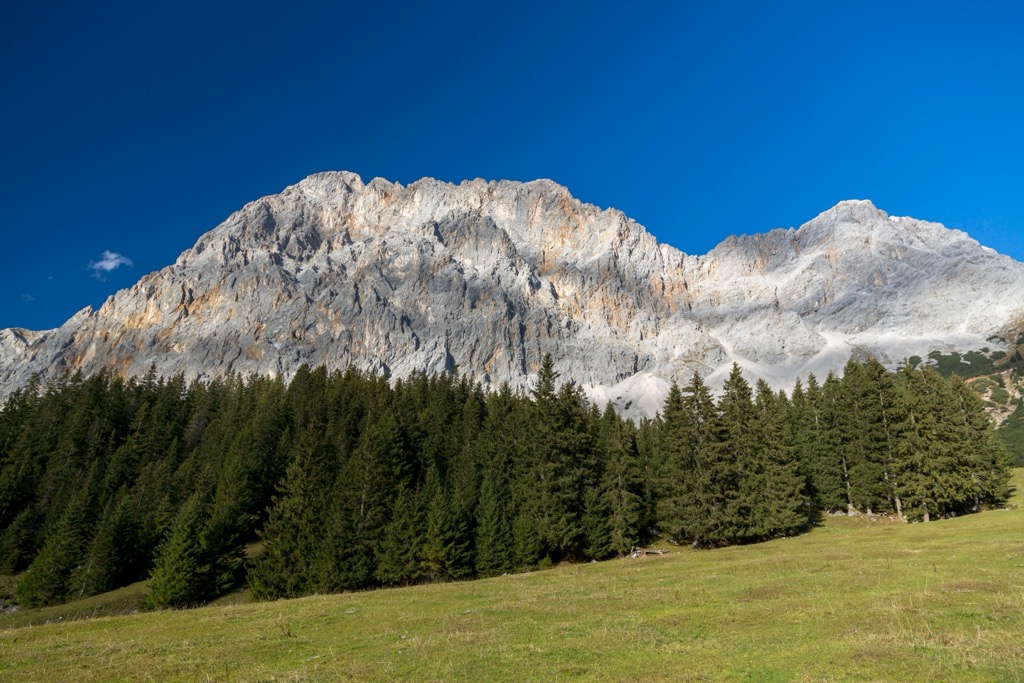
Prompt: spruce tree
<box><xmin>15</xmin><ymin>487</ymin><xmax>93</xmax><ymax>608</ymax></box>
<box><xmin>474</xmin><ymin>463</ymin><xmax>515</xmax><ymax>576</ymax></box>
<box><xmin>580</xmin><ymin>486</ymin><xmax>611</xmax><ymax>560</ymax></box>
<box><xmin>249</xmin><ymin>425</ymin><xmax>332</xmax><ymax>601</ymax></box>
<box><xmin>599</xmin><ymin>404</ymin><xmax>644</xmax><ymax>556</ymax></box>
<box><xmin>660</xmin><ymin>373</ymin><xmax>729</xmax><ymax>547</ymax></box>
<box><xmin>891</xmin><ymin>365</ymin><xmax>996</xmax><ymax>521</ymax></box>
<box><xmin>0</xmin><ymin>391</ymin><xmax>60</xmax><ymax>536</ymax></box>
<box><xmin>522</xmin><ymin>355</ymin><xmax>592</xmax><ymax>562</ymax></box>
<box><xmin>512</xmin><ymin>512</ymin><xmax>544</xmax><ymax>569</ymax></box>
<box><xmin>748</xmin><ymin>379</ymin><xmax>810</xmax><ymax>539</ymax></box>
<box><xmin>863</xmin><ymin>358</ymin><xmax>903</xmax><ymax>519</ymax></box>
<box><xmin>67</xmin><ymin>491</ymin><xmax>134</xmax><ymax>600</ymax></box>
<box><xmin>716</xmin><ymin>364</ymin><xmax>754</xmax><ymax>543</ymax></box>
<box><xmin>126</xmin><ymin>457</ymin><xmax>179</xmax><ymax>570</ymax></box>
<box><xmin>948</xmin><ymin>375</ymin><xmax>1012</xmax><ymax>507</ymax></box>
<box><xmin>578</xmin><ymin>404</ymin><xmax>610</xmax><ymax>560</ymax></box>
<box><xmin>419</xmin><ymin>467</ymin><xmax>474</xmax><ymax>582</ymax></box>
<box><xmin>633</xmin><ymin>414</ymin><xmax>661</xmax><ymax>535</ymax></box>
<box><xmin>197</xmin><ymin>450</ymin><xmax>252</xmax><ymax>600</ymax></box>
<box><xmin>0</xmin><ymin>508</ymin><xmax>39</xmax><ymax>574</ymax></box>
<box><xmin>836</xmin><ymin>360</ymin><xmax>891</xmax><ymax>513</ymax></box>
<box><xmin>474</xmin><ymin>386</ymin><xmax>518</xmax><ymax>576</ymax></box>
<box><xmin>374</xmin><ymin>486</ymin><xmax>424</xmax><ymax>586</ymax></box>
<box><xmin>320</xmin><ymin>409</ymin><xmax>406</xmax><ymax>591</ymax></box>
<box><xmin>654</xmin><ymin>381</ymin><xmax>691</xmax><ymax>541</ymax></box>
<box><xmin>792</xmin><ymin>374</ymin><xmax>846</xmax><ymax>512</ymax></box>
<box><xmin>144</xmin><ymin>492</ymin><xmax>208</xmax><ymax>609</ymax></box>
<box><xmin>449</xmin><ymin>392</ymin><xmax>484</xmax><ymax>515</ymax></box>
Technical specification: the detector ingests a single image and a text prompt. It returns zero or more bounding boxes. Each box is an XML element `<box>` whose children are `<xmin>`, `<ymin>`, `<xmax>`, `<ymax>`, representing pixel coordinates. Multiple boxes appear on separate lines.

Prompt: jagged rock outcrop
<box><xmin>2</xmin><ymin>172</ymin><xmax>1023</xmax><ymax>416</ymax></box>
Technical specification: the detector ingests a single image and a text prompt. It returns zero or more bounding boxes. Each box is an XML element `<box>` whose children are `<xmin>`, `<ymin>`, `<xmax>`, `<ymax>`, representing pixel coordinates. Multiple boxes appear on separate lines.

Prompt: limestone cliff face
<box><xmin>2</xmin><ymin>172</ymin><xmax>1022</xmax><ymax>415</ymax></box>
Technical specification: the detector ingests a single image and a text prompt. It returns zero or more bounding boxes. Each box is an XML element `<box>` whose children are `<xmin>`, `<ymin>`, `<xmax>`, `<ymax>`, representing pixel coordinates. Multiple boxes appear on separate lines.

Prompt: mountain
<box><xmin>2</xmin><ymin>172</ymin><xmax>1023</xmax><ymax>416</ymax></box>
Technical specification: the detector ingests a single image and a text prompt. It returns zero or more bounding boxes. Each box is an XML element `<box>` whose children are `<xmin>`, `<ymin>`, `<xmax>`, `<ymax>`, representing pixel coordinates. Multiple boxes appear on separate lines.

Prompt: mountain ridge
<box><xmin>2</xmin><ymin>172</ymin><xmax>1022</xmax><ymax>416</ymax></box>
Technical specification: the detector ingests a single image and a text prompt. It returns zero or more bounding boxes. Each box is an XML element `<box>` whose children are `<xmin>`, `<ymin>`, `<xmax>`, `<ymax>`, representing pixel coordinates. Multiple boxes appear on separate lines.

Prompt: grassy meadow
<box><xmin>2</xmin><ymin>471</ymin><xmax>1022</xmax><ymax>682</ymax></box>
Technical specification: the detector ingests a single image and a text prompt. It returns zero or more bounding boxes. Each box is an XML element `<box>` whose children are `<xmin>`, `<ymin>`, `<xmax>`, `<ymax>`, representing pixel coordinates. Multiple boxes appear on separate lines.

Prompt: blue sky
<box><xmin>2</xmin><ymin>1</ymin><xmax>1022</xmax><ymax>331</ymax></box>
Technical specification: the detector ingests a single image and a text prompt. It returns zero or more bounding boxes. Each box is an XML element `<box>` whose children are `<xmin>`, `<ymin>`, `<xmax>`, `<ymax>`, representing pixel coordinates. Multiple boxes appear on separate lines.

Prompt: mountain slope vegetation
<box><xmin>0</xmin><ymin>357</ymin><xmax>1011</xmax><ymax>611</ymax></box>
<box><xmin>914</xmin><ymin>319</ymin><xmax>1024</xmax><ymax>465</ymax></box>
<box><xmin>2</xmin><ymin>470</ymin><xmax>1022</xmax><ymax>682</ymax></box>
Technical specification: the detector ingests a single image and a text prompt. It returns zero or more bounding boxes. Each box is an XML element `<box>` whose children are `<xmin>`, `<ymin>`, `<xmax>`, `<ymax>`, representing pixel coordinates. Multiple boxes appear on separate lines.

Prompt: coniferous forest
<box><xmin>0</xmin><ymin>356</ymin><xmax>1012</xmax><ymax>609</ymax></box>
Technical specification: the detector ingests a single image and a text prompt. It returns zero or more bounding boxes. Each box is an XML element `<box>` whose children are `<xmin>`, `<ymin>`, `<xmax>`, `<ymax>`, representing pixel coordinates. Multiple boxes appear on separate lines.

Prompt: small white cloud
<box><xmin>89</xmin><ymin>251</ymin><xmax>133</xmax><ymax>278</ymax></box>
<box><xmin>22</xmin><ymin>293</ymin><xmax>35</xmax><ymax>302</ymax></box>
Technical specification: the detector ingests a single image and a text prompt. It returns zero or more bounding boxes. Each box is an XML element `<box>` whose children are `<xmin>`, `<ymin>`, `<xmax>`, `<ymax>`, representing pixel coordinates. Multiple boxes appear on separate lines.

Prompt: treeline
<box><xmin>0</xmin><ymin>357</ymin><xmax>1011</xmax><ymax>609</ymax></box>
<box><xmin>653</xmin><ymin>360</ymin><xmax>1012</xmax><ymax>549</ymax></box>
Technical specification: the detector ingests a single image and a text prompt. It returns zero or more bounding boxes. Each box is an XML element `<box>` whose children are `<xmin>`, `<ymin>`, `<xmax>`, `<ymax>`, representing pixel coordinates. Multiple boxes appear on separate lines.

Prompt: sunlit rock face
<box><xmin>2</xmin><ymin>172</ymin><xmax>1022</xmax><ymax>417</ymax></box>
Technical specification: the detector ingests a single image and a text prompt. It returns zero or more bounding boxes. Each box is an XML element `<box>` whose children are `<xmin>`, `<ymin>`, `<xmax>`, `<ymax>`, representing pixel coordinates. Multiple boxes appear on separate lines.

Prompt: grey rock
<box><xmin>2</xmin><ymin>173</ymin><xmax>1022</xmax><ymax>418</ymax></box>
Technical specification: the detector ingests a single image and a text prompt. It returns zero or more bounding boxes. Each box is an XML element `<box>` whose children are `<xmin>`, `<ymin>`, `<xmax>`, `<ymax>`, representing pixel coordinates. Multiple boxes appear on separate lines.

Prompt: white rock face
<box><xmin>0</xmin><ymin>328</ymin><xmax>44</xmax><ymax>368</ymax></box>
<box><xmin>1</xmin><ymin>173</ymin><xmax>1022</xmax><ymax>416</ymax></box>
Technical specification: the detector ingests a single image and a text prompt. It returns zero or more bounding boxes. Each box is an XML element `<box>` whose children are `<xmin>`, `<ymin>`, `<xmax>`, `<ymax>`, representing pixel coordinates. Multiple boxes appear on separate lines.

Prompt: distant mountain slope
<box><xmin>931</xmin><ymin>318</ymin><xmax>1024</xmax><ymax>464</ymax></box>
<box><xmin>2</xmin><ymin>172</ymin><xmax>1023</xmax><ymax>416</ymax></box>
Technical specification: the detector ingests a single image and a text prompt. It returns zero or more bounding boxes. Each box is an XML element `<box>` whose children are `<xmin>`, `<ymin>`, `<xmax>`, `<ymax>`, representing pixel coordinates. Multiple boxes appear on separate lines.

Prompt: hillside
<box><xmin>2</xmin><ymin>470</ymin><xmax>1021</xmax><ymax>682</ymax></box>
<box><xmin>2</xmin><ymin>352</ymin><xmax>1011</xmax><ymax>617</ymax></box>
<box><xmin>917</xmin><ymin>317</ymin><xmax>1024</xmax><ymax>464</ymax></box>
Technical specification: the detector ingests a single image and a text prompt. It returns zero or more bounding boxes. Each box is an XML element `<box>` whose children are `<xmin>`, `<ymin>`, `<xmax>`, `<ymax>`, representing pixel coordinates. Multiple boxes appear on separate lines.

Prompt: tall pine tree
<box><xmin>598</xmin><ymin>404</ymin><xmax>644</xmax><ymax>555</ymax></box>
<box><xmin>746</xmin><ymin>379</ymin><xmax>810</xmax><ymax>539</ymax></box>
<box><xmin>144</xmin><ymin>492</ymin><xmax>208</xmax><ymax>609</ymax></box>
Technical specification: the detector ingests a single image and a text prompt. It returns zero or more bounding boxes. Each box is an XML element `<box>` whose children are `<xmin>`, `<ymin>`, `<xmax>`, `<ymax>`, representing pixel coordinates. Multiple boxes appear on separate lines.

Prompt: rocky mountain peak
<box><xmin>823</xmin><ymin>198</ymin><xmax>885</xmax><ymax>221</ymax></box>
<box><xmin>1</xmin><ymin>173</ymin><xmax>1022</xmax><ymax>418</ymax></box>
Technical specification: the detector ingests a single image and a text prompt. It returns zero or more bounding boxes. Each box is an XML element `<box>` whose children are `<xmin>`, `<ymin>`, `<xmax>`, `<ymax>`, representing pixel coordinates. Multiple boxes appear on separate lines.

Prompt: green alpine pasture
<box><xmin>2</xmin><ymin>470</ymin><xmax>1022</xmax><ymax>682</ymax></box>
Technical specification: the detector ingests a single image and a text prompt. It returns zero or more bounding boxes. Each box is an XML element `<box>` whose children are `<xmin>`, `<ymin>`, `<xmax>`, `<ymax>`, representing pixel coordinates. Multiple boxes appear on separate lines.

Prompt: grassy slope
<box><xmin>1</xmin><ymin>472</ymin><xmax>1023</xmax><ymax>682</ymax></box>
<box><xmin>0</xmin><ymin>581</ymin><xmax>149</xmax><ymax>631</ymax></box>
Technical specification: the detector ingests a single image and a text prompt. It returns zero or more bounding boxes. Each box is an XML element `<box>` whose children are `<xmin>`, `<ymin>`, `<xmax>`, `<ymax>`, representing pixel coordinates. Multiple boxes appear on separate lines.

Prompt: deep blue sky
<box><xmin>3</xmin><ymin>1</ymin><xmax>1022</xmax><ymax>331</ymax></box>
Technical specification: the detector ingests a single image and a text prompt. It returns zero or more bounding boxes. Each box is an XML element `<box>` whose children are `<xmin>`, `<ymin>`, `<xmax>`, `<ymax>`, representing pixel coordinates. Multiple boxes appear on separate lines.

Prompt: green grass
<box><xmin>0</xmin><ymin>581</ymin><xmax>149</xmax><ymax>630</ymax></box>
<box><xmin>2</xmin><ymin>472</ymin><xmax>1024</xmax><ymax>682</ymax></box>
<box><xmin>973</xmin><ymin>377</ymin><xmax>999</xmax><ymax>392</ymax></box>
<box><xmin>927</xmin><ymin>350</ymin><xmax>1000</xmax><ymax>378</ymax></box>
